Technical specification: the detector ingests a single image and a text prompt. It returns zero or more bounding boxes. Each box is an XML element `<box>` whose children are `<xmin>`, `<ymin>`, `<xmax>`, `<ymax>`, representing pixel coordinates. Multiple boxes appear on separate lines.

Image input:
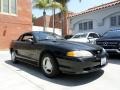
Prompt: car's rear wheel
<box><xmin>41</xmin><ymin>54</ymin><xmax>59</xmax><ymax>78</ymax></box>
<box><xmin>11</xmin><ymin>51</ymin><xmax>18</xmax><ymax>63</ymax></box>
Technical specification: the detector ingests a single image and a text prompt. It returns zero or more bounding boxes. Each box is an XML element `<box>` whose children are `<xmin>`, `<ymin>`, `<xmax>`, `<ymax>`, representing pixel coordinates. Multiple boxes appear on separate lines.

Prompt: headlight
<box><xmin>67</xmin><ymin>50</ymin><xmax>93</xmax><ymax>58</ymax></box>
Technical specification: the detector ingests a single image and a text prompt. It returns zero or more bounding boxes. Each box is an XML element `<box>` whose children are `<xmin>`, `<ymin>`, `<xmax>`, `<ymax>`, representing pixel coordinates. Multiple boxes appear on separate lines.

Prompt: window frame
<box><xmin>88</xmin><ymin>33</ymin><xmax>99</xmax><ymax>38</ymax></box>
<box><xmin>79</xmin><ymin>21</ymin><xmax>93</xmax><ymax>31</ymax></box>
<box><xmin>79</xmin><ymin>23</ymin><xmax>83</xmax><ymax>30</ymax></box>
<box><xmin>18</xmin><ymin>33</ymin><xmax>35</xmax><ymax>42</ymax></box>
<box><xmin>88</xmin><ymin>21</ymin><xmax>93</xmax><ymax>29</ymax></box>
<box><xmin>10</xmin><ymin>0</ymin><xmax>17</xmax><ymax>14</ymax></box>
<box><xmin>118</xmin><ymin>15</ymin><xmax>120</xmax><ymax>26</ymax></box>
<box><xmin>83</xmin><ymin>22</ymin><xmax>88</xmax><ymax>30</ymax></box>
<box><xmin>0</xmin><ymin>0</ymin><xmax>1</xmax><ymax>12</ymax></box>
<box><xmin>110</xmin><ymin>15</ymin><xmax>120</xmax><ymax>27</ymax></box>
<box><xmin>3</xmin><ymin>0</ymin><xmax>9</xmax><ymax>13</ymax></box>
<box><xmin>110</xmin><ymin>16</ymin><xmax>117</xmax><ymax>26</ymax></box>
<box><xmin>22</xmin><ymin>35</ymin><xmax>34</xmax><ymax>42</ymax></box>
<box><xmin>0</xmin><ymin>0</ymin><xmax>17</xmax><ymax>15</ymax></box>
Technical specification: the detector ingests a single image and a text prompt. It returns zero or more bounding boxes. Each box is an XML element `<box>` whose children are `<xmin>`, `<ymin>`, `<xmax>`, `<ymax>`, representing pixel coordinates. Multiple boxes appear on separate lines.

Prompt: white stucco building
<box><xmin>69</xmin><ymin>0</ymin><xmax>120</xmax><ymax>35</ymax></box>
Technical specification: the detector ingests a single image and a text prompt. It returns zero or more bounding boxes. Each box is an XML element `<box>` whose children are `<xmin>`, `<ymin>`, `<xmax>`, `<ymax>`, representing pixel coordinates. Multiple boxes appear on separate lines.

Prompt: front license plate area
<box><xmin>101</xmin><ymin>57</ymin><xmax>106</xmax><ymax>65</ymax></box>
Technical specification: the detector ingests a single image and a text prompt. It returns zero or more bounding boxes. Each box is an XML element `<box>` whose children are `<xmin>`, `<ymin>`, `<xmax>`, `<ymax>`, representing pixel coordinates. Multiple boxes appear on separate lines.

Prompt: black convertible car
<box><xmin>10</xmin><ymin>31</ymin><xmax>107</xmax><ymax>78</ymax></box>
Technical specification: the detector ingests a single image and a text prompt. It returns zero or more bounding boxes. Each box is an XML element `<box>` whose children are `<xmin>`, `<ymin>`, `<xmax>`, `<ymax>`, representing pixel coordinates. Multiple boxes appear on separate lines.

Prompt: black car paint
<box><xmin>96</xmin><ymin>30</ymin><xmax>120</xmax><ymax>54</ymax></box>
<box><xmin>10</xmin><ymin>31</ymin><xmax>107</xmax><ymax>74</ymax></box>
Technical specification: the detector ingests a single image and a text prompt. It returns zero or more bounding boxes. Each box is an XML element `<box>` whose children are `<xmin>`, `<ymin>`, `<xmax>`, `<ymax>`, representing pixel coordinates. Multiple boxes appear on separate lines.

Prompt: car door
<box><xmin>17</xmin><ymin>33</ymin><xmax>38</xmax><ymax>61</ymax></box>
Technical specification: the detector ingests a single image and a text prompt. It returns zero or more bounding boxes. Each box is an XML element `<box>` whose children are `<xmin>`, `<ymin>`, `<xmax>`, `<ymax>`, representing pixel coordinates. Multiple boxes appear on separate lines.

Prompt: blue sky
<box><xmin>32</xmin><ymin>0</ymin><xmax>113</xmax><ymax>18</ymax></box>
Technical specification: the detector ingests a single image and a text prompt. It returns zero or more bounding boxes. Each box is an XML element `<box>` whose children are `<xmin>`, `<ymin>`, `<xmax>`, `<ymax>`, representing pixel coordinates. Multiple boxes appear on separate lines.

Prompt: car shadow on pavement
<box><xmin>109</xmin><ymin>54</ymin><xmax>120</xmax><ymax>65</ymax></box>
<box><xmin>5</xmin><ymin>60</ymin><xmax>104</xmax><ymax>86</ymax></box>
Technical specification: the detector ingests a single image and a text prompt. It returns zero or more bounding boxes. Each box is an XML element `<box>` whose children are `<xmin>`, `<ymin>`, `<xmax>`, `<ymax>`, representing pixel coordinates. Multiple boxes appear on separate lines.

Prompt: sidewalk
<box><xmin>0</xmin><ymin>51</ymin><xmax>120</xmax><ymax>90</ymax></box>
<box><xmin>0</xmin><ymin>51</ymin><xmax>10</xmax><ymax>60</ymax></box>
<box><xmin>0</xmin><ymin>51</ymin><xmax>43</xmax><ymax>90</ymax></box>
<box><xmin>0</xmin><ymin>50</ymin><xmax>10</xmax><ymax>54</ymax></box>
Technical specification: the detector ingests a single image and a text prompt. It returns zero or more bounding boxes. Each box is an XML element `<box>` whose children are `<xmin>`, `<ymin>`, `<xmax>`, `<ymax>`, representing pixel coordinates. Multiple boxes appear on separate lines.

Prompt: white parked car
<box><xmin>68</xmin><ymin>32</ymin><xmax>100</xmax><ymax>44</ymax></box>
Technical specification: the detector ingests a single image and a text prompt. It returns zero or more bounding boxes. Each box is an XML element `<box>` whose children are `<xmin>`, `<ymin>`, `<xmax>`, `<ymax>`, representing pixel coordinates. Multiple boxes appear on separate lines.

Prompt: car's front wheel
<box><xmin>41</xmin><ymin>54</ymin><xmax>59</xmax><ymax>78</ymax></box>
<box><xmin>11</xmin><ymin>51</ymin><xmax>18</xmax><ymax>63</ymax></box>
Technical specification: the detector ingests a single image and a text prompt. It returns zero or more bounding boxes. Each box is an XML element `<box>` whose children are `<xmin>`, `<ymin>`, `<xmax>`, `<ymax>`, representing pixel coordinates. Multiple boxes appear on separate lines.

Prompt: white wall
<box><xmin>70</xmin><ymin>4</ymin><xmax>120</xmax><ymax>35</ymax></box>
<box><xmin>32</xmin><ymin>26</ymin><xmax>62</xmax><ymax>36</ymax></box>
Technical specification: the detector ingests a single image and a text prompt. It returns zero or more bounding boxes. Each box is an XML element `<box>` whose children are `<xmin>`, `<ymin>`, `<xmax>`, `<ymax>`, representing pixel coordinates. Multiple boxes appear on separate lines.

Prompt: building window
<box><xmin>118</xmin><ymin>16</ymin><xmax>120</xmax><ymax>25</ymax></box>
<box><xmin>88</xmin><ymin>21</ymin><xmax>93</xmax><ymax>29</ymax></box>
<box><xmin>0</xmin><ymin>0</ymin><xmax>1</xmax><ymax>12</ymax></box>
<box><xmin>11</xmin><ymin>0</ymin><xmax>16</xmax><ymax>14</ymax></box>
<box><xmin>79</xmin><ymin>23</ymin><xmax>82</xmax><ymax>30</ymax></box>
<box><xmin>83</xmin><ymin>22</ymin><xmax>88</xmax><ymax>30</ymax></box>
<box><xmin>3</xmin><ymin>0</ymin><xmax>9</xmax><ymax>13</ymax></box>
<box><xmin>0</xmin><ymin>0</ymin><xmax>17</xmax><ymax>14</ymax></box>
<box><xmin>110</xmin><ymin>15</ymin><xmax>120</xmax><ymax>26</ymax></box>
<box><xmin>110</xmin><ymin>16</ymin><xmax>116</xmax><ymax>26</ymax></box>
<box><xmin>79</xmin><ymin>21</ymin><xmax>93</xmax><ymax>31</ymax></box>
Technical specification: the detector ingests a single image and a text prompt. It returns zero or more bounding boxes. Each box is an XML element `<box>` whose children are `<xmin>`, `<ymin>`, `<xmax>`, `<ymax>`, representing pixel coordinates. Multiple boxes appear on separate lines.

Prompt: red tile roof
<box><xmin>69</xmin><ymin>0</ymin><xmax>120</xmax><ymax>18</ymax></box>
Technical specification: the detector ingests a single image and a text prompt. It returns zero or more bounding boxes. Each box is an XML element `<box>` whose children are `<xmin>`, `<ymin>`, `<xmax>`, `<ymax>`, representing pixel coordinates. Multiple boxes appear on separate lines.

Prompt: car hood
<box><xmin>97</xmin><ymin>37</ymin><xmax>120</xmax><ymax>42</ymax></box>
<box><xmin>39</xmin><ymin>40</ymin><xmax>102</xmax><ymax>51</ymax></box>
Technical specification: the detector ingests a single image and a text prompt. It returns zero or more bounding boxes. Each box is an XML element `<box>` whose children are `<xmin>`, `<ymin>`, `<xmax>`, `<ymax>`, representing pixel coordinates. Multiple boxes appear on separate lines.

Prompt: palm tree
<box><xmin>49</xmin><ymin>1</ymin><xmax>62</xmax><ymax>34</ymax></box>
<box><xmin>34</xmin><ymin>0</ymin><xmax>51</xmax><ymax>31</ymax></box>
<box><xmin>32</xmin><ymin>14</ymin><xmax>37</xmax><ymax>25</ymax></box>
<box><xmin>55</xmin><ymin>0</ymin><xmax>69</xmax><ymax>36</ymax></box>
<box><xmin>34</xmin><ymin>0</ymin><xmax>62</xmax><ymax>33</ymax></box>
<box><xmin>55</xmin><ymin>0</ymin><xmax>69</xmax><ymax>7</ymax></box>
<box><xmin>55</xmin><ymin>0</ymin><xmax>81</xmax><ymax>36</ymax></box>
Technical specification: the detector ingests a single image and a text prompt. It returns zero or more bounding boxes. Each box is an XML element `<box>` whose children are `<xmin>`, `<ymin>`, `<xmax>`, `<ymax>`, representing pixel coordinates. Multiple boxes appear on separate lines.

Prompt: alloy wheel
<box><xmin>42</xmin><ymin>57</ymin><xmax>53</xmax><ymax>74</ymax></box>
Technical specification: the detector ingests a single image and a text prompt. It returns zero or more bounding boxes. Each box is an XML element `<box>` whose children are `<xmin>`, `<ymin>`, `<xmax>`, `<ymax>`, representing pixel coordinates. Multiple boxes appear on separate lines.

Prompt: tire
<box><xmin>41</xmin><ymin>53</ymin><xmax>59</xmax><ymax>78</ymax></box>
<box><xmin>11</xmin><ymin>51</ymin><xmax>18</xmax><ymax>63</ymax></box>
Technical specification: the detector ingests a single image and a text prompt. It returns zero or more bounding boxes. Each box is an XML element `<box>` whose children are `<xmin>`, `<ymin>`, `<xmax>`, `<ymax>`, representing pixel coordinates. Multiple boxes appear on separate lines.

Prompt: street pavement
<box><xmin>0</xmin><ymin>51</ymin><xmax>120</xmax><ymax>90</ymax></box>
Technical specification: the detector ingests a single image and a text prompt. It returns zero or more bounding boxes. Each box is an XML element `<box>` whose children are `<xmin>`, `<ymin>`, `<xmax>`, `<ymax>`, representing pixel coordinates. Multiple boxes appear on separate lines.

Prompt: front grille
<box><xmin>84</xmin><ymin>65</ymin><xmax>101</xmax><ymax>71</ymax></box>
<box><xmin>97</xmin><ymin>41</ymin><xmax>118</xmax><ymax>49</ymax></box>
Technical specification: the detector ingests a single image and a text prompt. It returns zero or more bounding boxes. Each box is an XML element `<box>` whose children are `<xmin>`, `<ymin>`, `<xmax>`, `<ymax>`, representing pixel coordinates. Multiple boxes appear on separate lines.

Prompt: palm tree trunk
<box><xmin>52</xmin><ymin>8</ymin><xmax>55</xmax><ymax>34</ymax></box>
<box><xmin>43</xmin><ymin>9</ymin><xmax>46</xmax><ymax>32</ymax></box>
<box><xmin>61</xmin><ymin>12</ymin><xmax>64</xmax><ymax>37</ymax></box>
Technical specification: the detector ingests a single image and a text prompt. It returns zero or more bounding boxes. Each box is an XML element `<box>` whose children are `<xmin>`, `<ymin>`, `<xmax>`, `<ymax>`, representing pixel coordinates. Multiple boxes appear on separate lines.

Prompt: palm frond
<box><xmin>33</xmin><ymin>0</ymin><xmax>51</xmax><ymax>9</ymax></box>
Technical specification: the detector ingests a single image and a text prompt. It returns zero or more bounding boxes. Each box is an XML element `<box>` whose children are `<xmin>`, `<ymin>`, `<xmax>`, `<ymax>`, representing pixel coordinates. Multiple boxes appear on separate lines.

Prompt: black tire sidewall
<box><xmin>11</xmin><ymin>51</ymin><xmax>18</xmax><ymax>63</ymax></box>
<box><xmin>41</xmin><ymin>54</ymin><xmax>59</xmax><ymax>78</ymax></box>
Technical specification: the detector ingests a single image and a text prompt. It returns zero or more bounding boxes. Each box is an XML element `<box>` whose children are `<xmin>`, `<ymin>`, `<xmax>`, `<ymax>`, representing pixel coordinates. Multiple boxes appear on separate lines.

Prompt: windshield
<box><xmin>72</xmin><ymin>33</ymin><xmax>87</xmax><ymax>38</ymax></box>
<box><xmin>103</xmin><ymin>30</ymin><xmax>120</xmax><ymax>38</ymax></box>
<box><xmin>34</xmin><ymin>31</ymin><xmax>63</xmax><ymax>41</ymax></box>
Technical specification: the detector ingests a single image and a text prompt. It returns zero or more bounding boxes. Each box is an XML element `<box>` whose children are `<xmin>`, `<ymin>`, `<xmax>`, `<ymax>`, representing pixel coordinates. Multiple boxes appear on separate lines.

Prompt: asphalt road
<box><xmin>0</xmin><ymin>51</ymin><xmax>120</xmax><ymax>90</ymax></box>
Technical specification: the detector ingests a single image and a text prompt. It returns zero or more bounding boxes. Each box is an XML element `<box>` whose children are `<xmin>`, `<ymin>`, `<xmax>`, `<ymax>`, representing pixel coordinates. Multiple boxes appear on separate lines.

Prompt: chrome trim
<box><xmin>105</xmin><ymin>49</ymin><xmax>120</xmax><ymax>53</ymax></box>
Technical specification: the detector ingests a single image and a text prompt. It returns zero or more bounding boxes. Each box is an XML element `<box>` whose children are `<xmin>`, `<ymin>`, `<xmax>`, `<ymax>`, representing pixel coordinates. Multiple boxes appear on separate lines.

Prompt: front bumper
<box><xmin>57</xmin><ymin>55</ymin><xmax>107</xmax><ymax>74</ymax></box>
<box><xmin>105</xmin><ymin>49</ymin><xmax>120</xmax><ymax>54</ymax></box>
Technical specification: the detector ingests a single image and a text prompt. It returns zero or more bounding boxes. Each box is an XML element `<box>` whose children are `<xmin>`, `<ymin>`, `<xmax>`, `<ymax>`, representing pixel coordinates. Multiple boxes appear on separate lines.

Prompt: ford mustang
<box><xmin>10</xmin><ymin>31</ymin><xmax>107</xmax><ymax>78</ymax></box>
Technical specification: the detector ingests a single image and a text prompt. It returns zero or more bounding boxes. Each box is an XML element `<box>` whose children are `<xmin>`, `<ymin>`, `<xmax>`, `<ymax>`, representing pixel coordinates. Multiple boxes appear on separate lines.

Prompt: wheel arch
<box><xmin>10</xmin><ymin>48</ymin><xmax>13</xmax><ymax>54</ymax></box>
<box><xmin>39</xmin><ymin>50</ymin><xmax>57</xmax><ymax>66</ymax></box>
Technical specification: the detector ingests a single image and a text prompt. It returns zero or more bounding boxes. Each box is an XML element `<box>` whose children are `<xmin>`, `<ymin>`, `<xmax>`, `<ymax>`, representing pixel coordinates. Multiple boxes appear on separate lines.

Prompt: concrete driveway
<box><xmin>0</xmin><ymin>51</ymin><xmax>120</xmax><ymax>90</ymax></box>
